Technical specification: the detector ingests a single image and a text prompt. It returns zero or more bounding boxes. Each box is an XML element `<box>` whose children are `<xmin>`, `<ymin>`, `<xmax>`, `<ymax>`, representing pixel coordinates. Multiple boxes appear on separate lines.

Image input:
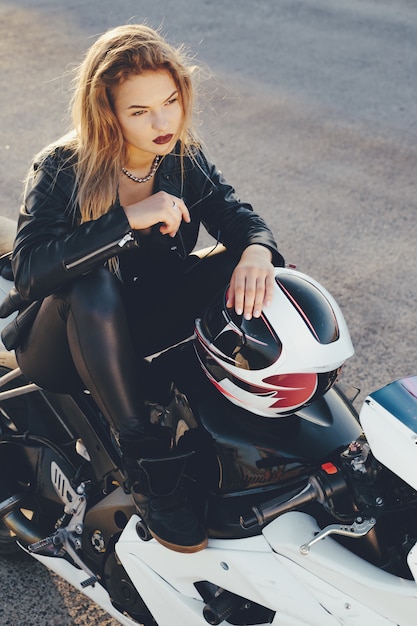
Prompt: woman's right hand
<box><xmin>123</xmin><ymin>191</ymin><xmax>190</xmax><ymax>237</ymax></box>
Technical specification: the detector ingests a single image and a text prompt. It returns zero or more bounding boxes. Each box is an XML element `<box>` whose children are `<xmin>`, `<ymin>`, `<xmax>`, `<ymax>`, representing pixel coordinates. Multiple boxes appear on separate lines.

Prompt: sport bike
<box><xmin>0</xmin><ymin>214</ymin><xmax>417</xmax><ymax>626</ymax></box>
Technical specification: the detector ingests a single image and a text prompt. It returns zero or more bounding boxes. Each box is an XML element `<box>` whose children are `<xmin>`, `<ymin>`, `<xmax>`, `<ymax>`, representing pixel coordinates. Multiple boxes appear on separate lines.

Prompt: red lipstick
<box><xmin>153</xmin><ymin>134</ymin><xmax>173</xmax><ymax>145</ymax></box>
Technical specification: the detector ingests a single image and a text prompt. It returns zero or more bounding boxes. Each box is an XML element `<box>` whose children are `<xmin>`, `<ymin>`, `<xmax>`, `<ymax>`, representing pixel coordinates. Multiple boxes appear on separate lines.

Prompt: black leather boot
<box><xmin>121</xmin><ymin>427</ymin><xmax>207</xmax><ymax>553</ymax></box>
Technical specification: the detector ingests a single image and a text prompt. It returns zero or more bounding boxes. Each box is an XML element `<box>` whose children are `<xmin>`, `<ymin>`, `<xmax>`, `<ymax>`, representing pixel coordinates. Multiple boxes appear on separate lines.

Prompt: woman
<box><xmin>10</xmin><ymin>24</ymin><xmax>284</xmax><ymax>553</ymax></box>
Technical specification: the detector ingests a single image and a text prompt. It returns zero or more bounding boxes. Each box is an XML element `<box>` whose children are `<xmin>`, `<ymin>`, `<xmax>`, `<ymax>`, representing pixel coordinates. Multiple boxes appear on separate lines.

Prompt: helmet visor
<box><xmin>197</xmin><ymin>290</ymin><xmax>282</xmax><ymax>370</ymax></box>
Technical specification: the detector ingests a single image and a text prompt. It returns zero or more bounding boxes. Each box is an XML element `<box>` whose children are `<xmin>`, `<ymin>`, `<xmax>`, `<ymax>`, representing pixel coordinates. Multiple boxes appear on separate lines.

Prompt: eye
<box><xmin>132</xmin><ymin>109</ymin><xmax>146</xmax><ymax>116</ymax></box>
<box><xmin>166</xmin><ymin>96</ymin><xmax>178</xmax><ymax>106</ymax></box>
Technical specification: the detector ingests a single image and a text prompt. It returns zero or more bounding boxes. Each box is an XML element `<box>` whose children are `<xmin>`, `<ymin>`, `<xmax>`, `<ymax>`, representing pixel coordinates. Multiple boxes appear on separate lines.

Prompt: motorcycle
<box><xmin>1</xmin><ymin>213</ymin><xmax>417</xmax><ymax>626</ymax></box>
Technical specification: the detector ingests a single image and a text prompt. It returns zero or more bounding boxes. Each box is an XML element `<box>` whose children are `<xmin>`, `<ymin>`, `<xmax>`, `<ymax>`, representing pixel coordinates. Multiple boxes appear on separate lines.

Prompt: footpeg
<box><xmin>28</xmin><ymin>534</ymin><xmax>63</xmax><ymax>557</ymax></box>
<box><xmin>29</xmin><ymin>535</ymin><xmax>54</xmax><ymax>552</ymax></box>
<box><xmin>81</xmin><ymin>575</ymin><xmax>98</xmax><ymax>588</ymax></box>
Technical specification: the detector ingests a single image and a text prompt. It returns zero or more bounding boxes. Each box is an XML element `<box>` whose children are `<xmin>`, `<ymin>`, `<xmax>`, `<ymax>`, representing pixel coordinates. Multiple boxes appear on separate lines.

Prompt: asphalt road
<box><xmin>0</xmin><ymin>0</ymin><xmax>416</xmax><ymax>624</ymax></box>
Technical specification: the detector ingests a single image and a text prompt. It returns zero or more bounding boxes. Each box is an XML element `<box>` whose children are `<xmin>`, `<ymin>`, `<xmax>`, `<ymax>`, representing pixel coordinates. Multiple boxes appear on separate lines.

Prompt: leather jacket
<box><xmin>11</xmin><ymin>143</ymin><xmax>284</xmax><ymax>303</ymax></box>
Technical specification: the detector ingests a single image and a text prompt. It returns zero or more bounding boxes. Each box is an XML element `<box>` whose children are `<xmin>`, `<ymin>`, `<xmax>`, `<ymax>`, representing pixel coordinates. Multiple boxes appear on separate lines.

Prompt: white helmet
<box><xmin>194</xmin><ymin>267</ymin><xmax>354</xmax><ymax>417</ymax></box>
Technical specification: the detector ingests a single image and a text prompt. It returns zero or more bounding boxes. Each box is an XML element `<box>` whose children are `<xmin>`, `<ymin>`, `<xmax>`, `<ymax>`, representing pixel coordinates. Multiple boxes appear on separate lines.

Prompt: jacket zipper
<box><xmin>187</xmin><ymin>188</ymin><xmax>214</xmax><ymax>210</ymax></box>
<box><xmin>64</xmin><ymin>232</ymin><xmax>135</xmax><ymax>271</ymax></box>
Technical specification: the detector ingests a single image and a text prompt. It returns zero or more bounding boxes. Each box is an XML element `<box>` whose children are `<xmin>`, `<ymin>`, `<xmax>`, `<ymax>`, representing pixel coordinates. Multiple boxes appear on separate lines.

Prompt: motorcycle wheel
<box><xmin>0</xmin><ymin>521</ymin><xmax>21</xmax><ymax>557</ymax></box>
<box><xmin>0</xmin><ymin>354</ymin><xmax>22</xmax><ymax>556</ymax></box>
<box><xmin>0</xmin><ymin>355</ymin><xmax>40</xmax><ymax>557</ymax></box>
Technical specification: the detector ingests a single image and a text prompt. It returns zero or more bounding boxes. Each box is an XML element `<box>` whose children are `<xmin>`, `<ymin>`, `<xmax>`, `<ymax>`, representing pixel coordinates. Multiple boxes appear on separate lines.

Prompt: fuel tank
<box><xmin>153</xmin><ymin>341</ymin><xmax>363</xmax><ymax>538</ymax></box>
<box><xmin>192</xmin><ymin>377</ymin><xmax>362</xmax><ymax>538</ymax></box>
<box><xmin>194</xmin><ymin>377</ymin><xmax>362</xmax><ymax>493</ymax></box>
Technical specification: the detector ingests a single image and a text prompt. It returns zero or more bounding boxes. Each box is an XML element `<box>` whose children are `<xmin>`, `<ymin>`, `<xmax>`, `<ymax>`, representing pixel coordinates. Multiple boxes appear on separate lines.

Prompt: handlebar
<box><xmin>239</xmin><ymin>467</ymin><xmax>347</xmax><ymax>530</ymax></box>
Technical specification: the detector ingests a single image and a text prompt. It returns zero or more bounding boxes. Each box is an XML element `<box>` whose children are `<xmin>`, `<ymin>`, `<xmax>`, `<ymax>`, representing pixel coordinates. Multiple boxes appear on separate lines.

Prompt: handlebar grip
<box><xmin>240</xmin><ymin>479</ymin><xmax>321</xmax><ymax>530</ymax></box>
<box><xmin>239</xmin><ymin>470</ymin><xmax>346</xmax><ymax>530</ymax></box>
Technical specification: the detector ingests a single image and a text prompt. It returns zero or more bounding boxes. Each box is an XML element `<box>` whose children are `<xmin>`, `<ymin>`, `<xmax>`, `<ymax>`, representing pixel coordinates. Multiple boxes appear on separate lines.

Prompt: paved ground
<box><xmin>0</xmin><ymin>0</ymin><xmax>416</xmax><ymax>623</ymax></box>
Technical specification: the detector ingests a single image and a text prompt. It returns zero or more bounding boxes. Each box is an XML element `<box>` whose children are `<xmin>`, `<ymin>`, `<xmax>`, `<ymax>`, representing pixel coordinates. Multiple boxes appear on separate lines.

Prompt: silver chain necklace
<box><xmin>122</xmin><ymin>155</ymin><xmax>161</xmax><ymax>183</ymax></box>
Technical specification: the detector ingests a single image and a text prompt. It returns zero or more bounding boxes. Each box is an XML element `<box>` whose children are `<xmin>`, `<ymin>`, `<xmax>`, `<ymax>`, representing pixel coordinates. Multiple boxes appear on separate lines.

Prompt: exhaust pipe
<box><xmin>0</xmin><ymin>480</ymin><xmax>44</xmax><ymax>546</ymax></box>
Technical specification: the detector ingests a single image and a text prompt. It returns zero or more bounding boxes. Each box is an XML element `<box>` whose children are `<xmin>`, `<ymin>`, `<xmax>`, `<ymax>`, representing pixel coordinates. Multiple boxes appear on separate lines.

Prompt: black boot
<box><xmin>121</xmin><ymin>429</ymin><xmax>207</xmax><ymax>553</ymax></box>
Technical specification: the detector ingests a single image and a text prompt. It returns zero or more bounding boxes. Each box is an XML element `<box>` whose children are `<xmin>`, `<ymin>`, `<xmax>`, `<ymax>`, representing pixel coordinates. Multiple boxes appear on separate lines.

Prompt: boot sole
<box><xmin>149</xmin><ymin>531</ymin><xmax>208</xmax><ymax>553</ymax></box>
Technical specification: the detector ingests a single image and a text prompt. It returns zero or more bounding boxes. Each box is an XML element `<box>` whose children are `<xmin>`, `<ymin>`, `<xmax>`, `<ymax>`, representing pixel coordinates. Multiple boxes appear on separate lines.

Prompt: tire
<box><xmin>0</xmin><ymin>357</ymin><xmax>30</xmax><ymax>558</ymax></box>
<box><xmin>0</xmin><ymin>521</ymin><xmax>21</xmax><ymax>557</ymax></box>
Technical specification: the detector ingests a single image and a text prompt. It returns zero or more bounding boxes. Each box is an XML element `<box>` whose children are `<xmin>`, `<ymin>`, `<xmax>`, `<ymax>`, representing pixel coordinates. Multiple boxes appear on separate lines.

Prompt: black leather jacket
<box><xmin>11</xmin><ymin>144</ymin><xmax>284</xmax><ymax>303</ymax></box>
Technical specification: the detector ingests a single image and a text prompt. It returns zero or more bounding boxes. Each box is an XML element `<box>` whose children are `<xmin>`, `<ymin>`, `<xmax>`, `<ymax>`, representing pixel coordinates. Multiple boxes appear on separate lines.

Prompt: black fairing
<box><xmin>168</xmin><ymin>344</ymin><xmax>362</xmax><ymax>538</ymax></box>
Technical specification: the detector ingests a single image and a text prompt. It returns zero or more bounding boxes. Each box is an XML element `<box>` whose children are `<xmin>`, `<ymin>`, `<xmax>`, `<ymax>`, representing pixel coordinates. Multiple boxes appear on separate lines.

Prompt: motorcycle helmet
<box><xmin>194</xmin><ymin>267</ymin><xmax>354</xmax><ymax>417</ymax></box>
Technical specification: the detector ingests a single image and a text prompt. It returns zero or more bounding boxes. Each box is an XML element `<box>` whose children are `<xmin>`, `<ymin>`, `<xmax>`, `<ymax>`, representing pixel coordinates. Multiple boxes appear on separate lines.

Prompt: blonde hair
<box><xmin>62</xmin><ymin>24</ymin><xmax>198</xmax><ymax>223</ymax></box>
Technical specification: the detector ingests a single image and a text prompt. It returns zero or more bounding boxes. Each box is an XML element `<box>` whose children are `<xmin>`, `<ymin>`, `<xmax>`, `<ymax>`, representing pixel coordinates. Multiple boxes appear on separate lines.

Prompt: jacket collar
<box><xmin>158</xmin><ymin>141</ymin><xmax>197</xmax><ymax>176</ymax></box>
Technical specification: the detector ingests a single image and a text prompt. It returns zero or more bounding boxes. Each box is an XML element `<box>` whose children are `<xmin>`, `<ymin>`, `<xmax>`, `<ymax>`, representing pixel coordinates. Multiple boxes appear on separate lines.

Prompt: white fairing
<box><xmin>115</xmin><ymin>512</ymin><xmax>417</xmax><ymax>626</ymax></box>
<box><xmin>359</xmin><ymin>376</ymin><xmax>417</xmax><ymax>491</ymax></box>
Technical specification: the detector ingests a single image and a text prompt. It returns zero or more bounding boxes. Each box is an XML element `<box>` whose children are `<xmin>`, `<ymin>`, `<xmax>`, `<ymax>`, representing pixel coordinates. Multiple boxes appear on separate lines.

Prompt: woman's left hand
<box><xmin>226</xmin><ymin>245</ymin><xmax>275</xmax><ymax>320</ymax></box>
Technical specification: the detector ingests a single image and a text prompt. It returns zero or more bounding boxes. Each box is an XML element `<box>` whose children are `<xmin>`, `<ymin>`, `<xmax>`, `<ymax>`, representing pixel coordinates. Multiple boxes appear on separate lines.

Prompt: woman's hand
<box><xmin>226</xmin><ymin>245</ymin><xmax>275</xmax><ymax>320</ymax></box>
<box><xmin>123</xmin><ymin>191</ymin><xmax>190</xmax><ymax>237</ymax></box>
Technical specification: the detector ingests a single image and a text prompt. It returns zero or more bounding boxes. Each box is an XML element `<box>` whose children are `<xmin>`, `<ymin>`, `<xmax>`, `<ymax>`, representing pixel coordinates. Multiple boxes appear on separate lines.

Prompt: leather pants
<box><xmin>16</xmin><ymin>250</ymin><xmax>236</xmax><ymax>437</ymax></box>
